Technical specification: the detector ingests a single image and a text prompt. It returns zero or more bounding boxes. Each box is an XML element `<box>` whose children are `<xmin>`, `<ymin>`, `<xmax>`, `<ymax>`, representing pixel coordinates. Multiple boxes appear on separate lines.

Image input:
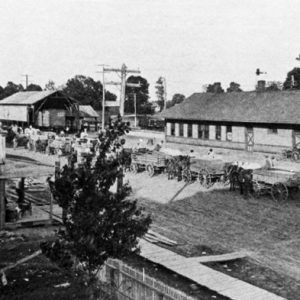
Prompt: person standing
<box><xmin>263</xmin><ymin>155</ymin><xmax>272</xmax><ymax>170</ymax></box>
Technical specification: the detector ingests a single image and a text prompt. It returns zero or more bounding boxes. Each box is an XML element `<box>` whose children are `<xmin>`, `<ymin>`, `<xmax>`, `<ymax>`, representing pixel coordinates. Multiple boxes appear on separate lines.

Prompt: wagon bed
<box><xmin>184</xmin><ymin>158</ymin><xmax>230</xmax><ymax>188</ymax></box>
<box><xmin>252</xmin><ymin>168</ymin><xmax>300</xmax><ymax>202</ymax></box>
<box><xmin>189</xmin><ymin>158</ymin><xmax>226</xmax><ymax>174</ymax></box>
<box><xmin>131</xmin><ymin>150</ymin><xmax>168</xmax><ymax>176</ymax></box>
<box><xmin>252</xmin><ymin>168</ymin><xmax>300</xmax><ymax>186</ymax></box>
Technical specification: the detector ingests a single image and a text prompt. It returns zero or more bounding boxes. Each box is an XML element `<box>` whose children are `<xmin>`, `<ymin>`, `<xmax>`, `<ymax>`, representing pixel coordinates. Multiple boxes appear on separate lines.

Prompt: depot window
<box><xmin>216</xmin><ymin>125</ymin><xmax>221</xmax><ymax>140</ymax></box>
<box><xmin>179</xmin><ymin>123</ymin><xmax>184</xmax><ymax>136</ymax></box>
<box><xmin>171</xmin><ymin>123</ymin><xmax>175</xmax><ymax>136</ymax></box>
<box><xmin>198</xmin><ymin>124</ymin><xmax>209</xmax><ymax>139</ymax></box>
<box><xmin>268</xmin><ymin>127</ymin><xmax>278</xmax><ymax>134</ymax></box>
<box><xmin>226</xmin><ymin>125</ymin><xmax>232</xmax><ymax>141</ymax></box>
<box><xmin>187</xmin><ymin>124</ymin><xmax>193</xmax><ymax>137</ymax></box>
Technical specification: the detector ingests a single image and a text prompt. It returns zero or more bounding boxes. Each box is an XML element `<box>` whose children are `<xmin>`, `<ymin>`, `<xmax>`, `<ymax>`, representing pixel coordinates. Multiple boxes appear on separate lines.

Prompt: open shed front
<box><xmin>0</xmin><ymin>158</ymin><xmax>56</xmax><ymax>230</ymax></box>
<box><xmin>0</xmin><ymin>91</ymin><xmax>80</xmax><ymax>131</ymax></box>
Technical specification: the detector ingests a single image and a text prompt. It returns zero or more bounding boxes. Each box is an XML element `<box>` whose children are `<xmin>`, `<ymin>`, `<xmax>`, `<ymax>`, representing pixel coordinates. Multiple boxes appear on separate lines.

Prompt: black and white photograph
<box><xmin>0</xmin><ymin>0</ymin><xmax>299</xmax><ymax>299</ymax></box>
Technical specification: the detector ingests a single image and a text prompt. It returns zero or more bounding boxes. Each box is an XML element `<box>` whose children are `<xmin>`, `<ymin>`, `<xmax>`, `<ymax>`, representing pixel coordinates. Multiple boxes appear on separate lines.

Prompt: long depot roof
<box><xmin>0</xmin><ymin>90</ymin><xmax>63</xmax><ymax>105</ymax></box>
<box><xmin>161</xmin><ymin>90</ymin><xmax>300</xmax><ymax>125</ymax></box>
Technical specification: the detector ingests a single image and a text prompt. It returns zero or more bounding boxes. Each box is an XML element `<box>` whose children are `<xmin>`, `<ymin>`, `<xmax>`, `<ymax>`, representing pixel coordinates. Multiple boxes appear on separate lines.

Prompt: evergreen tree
<box><xmin>41</xmin><ymin>116</ymin><xmax>151</xmax><ymax>298</ymax></box>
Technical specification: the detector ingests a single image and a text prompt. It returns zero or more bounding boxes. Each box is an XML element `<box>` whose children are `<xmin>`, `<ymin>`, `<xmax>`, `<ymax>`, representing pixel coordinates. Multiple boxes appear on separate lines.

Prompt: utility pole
<box><xmin>163</xmin><ymin>77</ymin><xmax>167</xmax><ymax>110</ymax></box>
<box><xmin>127</xmin><ymin>82</ymin><xmax>141</xmax><ymax>127</ymax></box>
<box><xmin>97</xmin><ymin>64</ymin><xmax>109</xmax><ymax>129</ymax></box>
<box><xmin>134</xmin><ymin>93</ymin><xmax>137</xmax><ymax>127</ymax></box>
<box><xmin>104</xmin><ymin>64</ymin><xmax>140</xmax><ymax>117</ymax></box>
<box><xmin>22</xmin><ymin>74</ymin><xmax>31</xmax><ymax>90</ymax></box>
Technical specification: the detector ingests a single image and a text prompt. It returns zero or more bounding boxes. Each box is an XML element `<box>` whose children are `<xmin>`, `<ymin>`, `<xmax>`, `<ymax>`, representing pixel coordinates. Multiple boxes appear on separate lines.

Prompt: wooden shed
<box><xmin>0</xmin><ymin>91</ymin><xmax>80</xmax><ymax>131</ymax></box>
<box><xmin>79</xmin><ymin>105</ymin><xmax>99</xmax><ymax>131</ymax></box>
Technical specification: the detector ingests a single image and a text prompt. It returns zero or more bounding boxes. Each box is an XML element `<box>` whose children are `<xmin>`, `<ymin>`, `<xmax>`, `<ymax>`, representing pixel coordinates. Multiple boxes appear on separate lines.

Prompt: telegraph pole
<box><xmin>127</xmin><ymin>82</ymin><xmax>141</xmax><ymax>127</ymax></box>
<box><xmin>163</xmin><ymin>77</ymin><xmax>167</xmax><ymax>110</ymax></box>
<box><xmin>21</xmin><ymin>74</ymin><xmax>31</xmax><ymax>90</ymax></box>
<box><xmin>104</xmin><ymin>64</ymin><xmax>140</xmax><ymax>117</ymax></box>
<box><xmin>97</xmin><ymin>64</ymin><xmax>109</xmax><ymax>129</ymax></box>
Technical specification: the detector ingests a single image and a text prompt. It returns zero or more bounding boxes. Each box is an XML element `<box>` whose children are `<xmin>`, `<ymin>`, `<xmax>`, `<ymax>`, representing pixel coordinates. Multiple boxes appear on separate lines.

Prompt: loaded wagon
<box><xmin>130</xmin><ymin>150</ymin><xmax>169</xmax><ymax>177</ymax></box>
<box><xmin>252</xmin><ymin>168</ymin><xmax>300</xmax><ymax>202</ymax></box>
<box><xmin>183</xmin><ymin>158</ymin><xmax>230</xmax><ymax>188</ymax></box>
<box><xmin>47</xmin><ymin>137</ymin><xmax>72</xmax><ymax>156</ymax></box>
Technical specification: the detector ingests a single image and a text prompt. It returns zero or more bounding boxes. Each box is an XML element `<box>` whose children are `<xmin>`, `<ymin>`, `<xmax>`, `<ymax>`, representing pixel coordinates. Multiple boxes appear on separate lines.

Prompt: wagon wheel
<box><xmin>199</xmin><ymin>168</ymin><xmax>213</xmax><ymax>189</ymax></box>
<box><xmin>271</xmin><ymin>182</ymin><xmax>289</xmax><ymax>203</ymax></box>
<box><xmin>146</xmin><ymin>164</ymin><xmax>155</xmax><ymax>177</ymax></box>
<box><xmin>292</xmin><ymin>151</ymin><xmax>300</xmax><ymax>161</ymax></box>
<box><xmin>252</xmin><ymin>180</ymin><xmax>261</xmax><ymax>198</ymax></box>
<box><xmin>130</xmin><ymin>163</ymin><xmax>139</xmax><ymax>174</ymax></box>
<box><xmin>220</xmin><ymin>174</ymin><xmax>230</xmax><ymax>186</ymax></box>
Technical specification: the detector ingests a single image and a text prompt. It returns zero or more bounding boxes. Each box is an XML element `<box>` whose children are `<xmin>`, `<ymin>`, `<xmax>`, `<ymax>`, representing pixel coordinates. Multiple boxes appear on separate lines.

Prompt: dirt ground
<box><xmin>124</xmin><ymin>171</ymin><xmax>300</xmax><ymax>299</ymax></box>
<box><xmin>4</xmin><ymin>138</ymin><xmax>300</xmax><ymax>299</ymax></box>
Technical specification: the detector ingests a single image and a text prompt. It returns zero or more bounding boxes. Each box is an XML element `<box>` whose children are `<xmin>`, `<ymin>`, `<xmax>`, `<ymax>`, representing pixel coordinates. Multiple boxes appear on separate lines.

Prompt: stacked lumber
<box><xmin>144</xmin><ymin>230</ymin><xmax>177</xmax><ymax>246</ymax></box>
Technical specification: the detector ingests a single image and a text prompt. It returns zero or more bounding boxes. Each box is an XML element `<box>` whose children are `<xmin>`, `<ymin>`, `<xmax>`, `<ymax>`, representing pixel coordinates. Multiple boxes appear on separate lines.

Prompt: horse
<box><xmin>227</xmin><ymin>163</ymin><xmax>253</xmax><ymax>197</ymax></box>
<box><xmin>166</xmin><ymin>158</ymin><xmax>177</xmax><ymax>180</ymax></box>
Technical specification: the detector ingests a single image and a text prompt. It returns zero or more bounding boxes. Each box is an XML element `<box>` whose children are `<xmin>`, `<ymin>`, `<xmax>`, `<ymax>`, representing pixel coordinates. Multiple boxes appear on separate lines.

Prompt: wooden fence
<box><xmin>97</xmin><ymin>258</ymin><xmax>196</xmax><ymax>300</ymax></box>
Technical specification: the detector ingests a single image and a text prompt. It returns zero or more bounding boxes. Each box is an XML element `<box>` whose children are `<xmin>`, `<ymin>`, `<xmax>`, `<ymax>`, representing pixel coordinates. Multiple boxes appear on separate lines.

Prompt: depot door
<box><xmin>292</xmin><ymin>130</ymin><xmax>300</xmax><ymax>147</ymax></box>
<box><xmin>245</xmin><ymin>127</ymin><xmax>254</xmax><ymax>152</ymax></box>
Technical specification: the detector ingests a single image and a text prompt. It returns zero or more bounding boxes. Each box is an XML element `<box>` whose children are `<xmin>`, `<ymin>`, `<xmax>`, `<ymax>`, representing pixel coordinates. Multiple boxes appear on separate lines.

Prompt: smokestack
<box><xmin>256</xmin><ymin>80</ymin><xmax>266</xmax><ymax>92</ymax></box>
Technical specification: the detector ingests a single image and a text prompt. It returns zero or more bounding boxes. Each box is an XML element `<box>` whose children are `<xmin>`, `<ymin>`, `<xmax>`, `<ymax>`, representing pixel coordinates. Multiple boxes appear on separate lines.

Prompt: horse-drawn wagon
<box><xmin>130</xmin><ymin>150</ymin><xmax>168</xmax><ymax>177</ymax></box>
<box><xmin>183</xmin><ymin>158</ymin><xmax>230</xmax><ymax>188</ymax></box>
<box><xmin>47</xmin><ymin>137</ymin><xmax>72</xmax><ymax>156</ymax></box>
<box><xmin>252</xmin><ymin>168</ymin><xmax>300</xmax><ymax>202</ymax></box>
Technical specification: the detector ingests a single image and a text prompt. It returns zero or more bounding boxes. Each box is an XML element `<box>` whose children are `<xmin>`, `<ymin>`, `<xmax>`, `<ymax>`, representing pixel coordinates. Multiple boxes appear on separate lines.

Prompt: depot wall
<box><xmin>165</xmin><ymin>120</ymin><xmax>293</xmax><ymax>153</ymax></box>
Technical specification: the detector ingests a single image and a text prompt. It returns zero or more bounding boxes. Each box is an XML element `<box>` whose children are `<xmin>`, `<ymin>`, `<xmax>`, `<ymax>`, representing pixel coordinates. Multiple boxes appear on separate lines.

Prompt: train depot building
<box><xmin>162</xmin><ymin>90</ymin><xmax>300</xmax><ymax>153</ymax></box>
<box><xmin>0</xmin><ymin>90</ymin><xmax>80</xmax><ymax>131</ymax></box>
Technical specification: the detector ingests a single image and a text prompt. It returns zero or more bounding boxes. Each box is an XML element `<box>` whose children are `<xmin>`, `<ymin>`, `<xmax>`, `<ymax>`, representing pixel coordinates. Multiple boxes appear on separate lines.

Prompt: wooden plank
<box><xmin>0</xmin><ymin>250</ymin><xmax>42</xmax><ymax>274</ymax></box>
<box><xmin>138</xmin><ymin>239</ymin><xmax>286</xmax><ymax>300</ymax></box>
<box><xmin>187</xmin><ymin>251</ymin><xmax>249</xmax><ymax>263</ymax></box>
<box><xmin>146</xmin><ymin>230</ymin><xmax>177</xmax><ymax>245</ymax></box>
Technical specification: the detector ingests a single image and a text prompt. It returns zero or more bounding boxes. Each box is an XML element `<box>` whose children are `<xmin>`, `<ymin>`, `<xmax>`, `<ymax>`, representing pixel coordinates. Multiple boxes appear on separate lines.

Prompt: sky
<box><xmin>1</xmin><ymin>0</ymin><xmax>300</xmax><ymax>101</ymax></box>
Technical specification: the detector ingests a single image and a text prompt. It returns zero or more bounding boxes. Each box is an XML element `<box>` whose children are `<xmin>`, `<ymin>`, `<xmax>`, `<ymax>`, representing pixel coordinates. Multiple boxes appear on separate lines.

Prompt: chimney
<box><xmin>213</xmin><ymin>82</ymin><xmax>221</xmax><ymax>93</ymax></box>
<box><xmin>256</xmin><ymin>80</ymin><xmax>266</xmax><ymax>92</ymax></box>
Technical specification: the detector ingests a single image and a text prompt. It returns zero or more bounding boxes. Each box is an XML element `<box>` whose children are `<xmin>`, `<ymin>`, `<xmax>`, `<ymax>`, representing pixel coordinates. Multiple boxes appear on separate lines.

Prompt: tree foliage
<box><xmin>41</xmin><ymin>116</ymin><xmax>151</xmax><ymax>296</ymax></box>
<box><xmin>0</xmin><ymin>86</ymin><xmax>4</xmax><ymax>100</ymax></box>
<box><xmin>226</xmin><ymin>82</ymin><xmax>242</xmax><ymax>92</ymax></box>
<box><xmin>283</xmin><ymin>68</ymin><xmax>300</xmax><ymax>90</ymax></box>
<box><xmin>63</xmin><ymin>75</ymin><xmax>117</xmax><ymax>110</ymax></box>
<box><xmin>0</xmin><ymin>81</ymin><xmax>24</xmax><ymax>99</ymax></box>
<box><xmin>26</xmin><ymin>83</ymin><xmax>43</xmax><ymax>91</ymax></box>
<box><xmin>44</xmin><ymin>80</ymin><xmax>56</xmax><ymax>91</ymax></box>
<box><xmin>205</xmin><ymin>82</ymin><xmax>224</xmax><ymax>93</ymax></box>
<box><xmin>155</xmin><ymin>77</ymin><xmax>165</xmax><ymax>111</ymax></box>
<box><xmin>125</xmin><ymin>76</ymin><xmax>151</xmax><ymax>114</ymax></box>
<box><xmin>266</xmin><ymin>81</ymin><xmax>281</xmax><ymax>92</ymax></box>
<box><xmin>166</xmin><ymin>93</ymin><xmax>185</xmax><ymax>109</ymax></box>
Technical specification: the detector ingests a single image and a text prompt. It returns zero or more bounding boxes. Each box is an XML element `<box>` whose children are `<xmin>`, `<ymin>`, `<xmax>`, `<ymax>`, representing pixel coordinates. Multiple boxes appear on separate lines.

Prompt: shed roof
<box><xmin>0</xmin><ymin>90</ymin><xmax>69</xmax><ymax>105</ymax></box>
<box><xmin>161</xmin><ymin>91</ymin><xmax>300</xmax><ymax>125</ymax></box>
<box><xmin>79</xmin><ymin>105</ymin><xmax>99</xmax><ymax>118</ymax></box>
